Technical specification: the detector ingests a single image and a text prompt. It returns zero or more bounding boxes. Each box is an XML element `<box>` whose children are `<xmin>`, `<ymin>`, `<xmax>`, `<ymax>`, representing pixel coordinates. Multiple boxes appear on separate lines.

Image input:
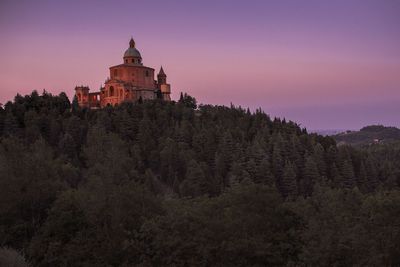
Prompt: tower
<box><xmin>157</xmin><ymin>67</ymin><xmax>171</xmax><ymax>101</ymax></box>
<box><xmin>74</xmin><ymin>86</ymin><xmax>90</xmax><ymax>108</ymax></box>
<box><xmin>157</xmin><ymin>66</ymin><xmax>167</xmax><ymax>84</ymax></box>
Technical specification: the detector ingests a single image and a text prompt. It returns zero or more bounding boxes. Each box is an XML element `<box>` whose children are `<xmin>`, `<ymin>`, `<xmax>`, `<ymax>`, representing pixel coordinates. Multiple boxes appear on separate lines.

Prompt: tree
<box><xmin>281</xmin><ymin>161</ymin><xmax>297</xmax><ymax>198</ymax></box>
<box><xmin>341</xmin><ymin>160</ymin><xmax>356</xmax><ymax>189</ymax></box>
<box><xmin>180</xmin><ymin>160</ymin><xmax>208</xmax><ymax>197</ymax></box>
<box><xmin>178</xmin><ymin>93</ymin><xmax>197</xmax><ymax>109</ymax></box>
<box><xmin>3</xmin><ymin>111</ymin><xmax>19</xmax><ymax>137</ymax></box>
<box><xmin>0</xmin><ymin>138</ymin><xmax>65</xmax><ymax>250</ymax></box>
<box><xmin>272</xmin><ymin>133</ymin><xmax>285</xmax><ymax>188</ymax></box>
<box><xmin>254</xmin><ymin>156</ymin><xmax>274</xmax><ymax>185</ymax></box>
<box><xmin>71</xmin><ymin>95</ymin><xmax>79</xmax><ymax>112</ymax></box>
<box><xmin>302</xmin><ymin>155</ymin><xmax>320</xmax><ymax>196</ymax></box>
<box><xmin>313</xmin><ymin>143</ymin><xmax>326</xmax><ymax>177</ymax></box>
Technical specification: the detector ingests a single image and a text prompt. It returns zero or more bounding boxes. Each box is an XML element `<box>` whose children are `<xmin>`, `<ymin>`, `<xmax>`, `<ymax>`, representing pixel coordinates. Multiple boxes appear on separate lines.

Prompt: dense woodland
<box><xmin>0</xmin><ymin>91</ymin><xmax>399</xmax><ymax>266</ymax></box>
<box><xmin>334</xmin><ymin>125</ymin><xmax>400</xmax><ymax>146</ymax></box>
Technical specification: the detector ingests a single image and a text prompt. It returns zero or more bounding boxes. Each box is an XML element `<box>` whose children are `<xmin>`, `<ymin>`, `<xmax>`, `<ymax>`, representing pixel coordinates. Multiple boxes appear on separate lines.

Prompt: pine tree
<box><xmin>272</xmin><ymin>133</ymin><xmax>285</xmax><ymax>185</ymax></box>
<box><xmin>341</xmin><ymin>160</ymin><xmax>356</xmax><ymax>188</ymax></box>
<box><xmin>313</xmin><ymin>143</ymin><xmax>327</xmax><ymax>177</ymax></box>
<box><xmin>3</xmin><ymin>111</ymin><xmax>19</xmax><ymax>137</ymax></box>
<box><xmin>71</xmin><ymin>95</ymin><xmax>79</xmax><ymax>112</ymax></box>
<box><xmin>357</xmin><ymin>161</ymin><xmax>368</xmax><ymax>192</ymax></box>
<box><xmin>254</xmin><ymin>156</ymin><xmax>274</xmax><ymax>185</ymax></box>
<box><xmin>228</xmin><ymin>162</ymin><xmax>244</xmax><ymax>187</ymax></box>
<box><xmin>364</xmin><ymin>156</ymin><xmax>380</xmax><ymax>192</ymax></box>
<box><xmin>330</xmin><ymin>162</ymin><xmax>342</xmax><ymax>187</ymax></box>
<box><xmin>58</xmin><ymin>133</ymin><xmax>77</xmax><ymax>161</ymax></box>
<box><xmin>303</xmin><ymin>155</ymin><xmax>320</xmax><ymax>196</ymax></box>
<box><xmin>179</xmin><ymin>160</ymin><xmax>208</xmax><ymax>198</ymax></box>
<box><xmin>281</xmin><ymin>161</ymin><xmax>297</xmax><ymax>198</ymax></box>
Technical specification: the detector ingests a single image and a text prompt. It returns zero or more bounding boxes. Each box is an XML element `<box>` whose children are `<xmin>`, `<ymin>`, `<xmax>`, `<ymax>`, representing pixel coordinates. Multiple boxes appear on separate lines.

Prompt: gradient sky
<box><xmin>1</xmin><ymin>0</ymin><xmax>399</xmax><ymax>130</ymax></box>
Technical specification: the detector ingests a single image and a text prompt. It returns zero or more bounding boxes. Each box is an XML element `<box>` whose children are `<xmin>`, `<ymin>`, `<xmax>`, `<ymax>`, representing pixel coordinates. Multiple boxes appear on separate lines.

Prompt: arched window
<box><xmin>125</xmin><ymin>59</ymin><xmax>128</xmax><ymax>63</ymax></box>
<box><xmin>132</xmin><ymin>59</ymin><xmax>135</xmax><ymax>63</ymax></box>
<box><xmin>145</xmin><ymin>70</ymin><xmax>149</xmax><ymax>77</ymax></box>
<box><xmin>109</xmin><ymin>86</ymin><xmax>114</xmax><ymax>96</ymax></box>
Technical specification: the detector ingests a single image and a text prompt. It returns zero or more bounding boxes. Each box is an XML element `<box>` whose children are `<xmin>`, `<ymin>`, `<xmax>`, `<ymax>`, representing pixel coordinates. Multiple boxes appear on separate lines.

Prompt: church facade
<box><xmin>75</xmin><ymin>38</ymin><xmax>171</xmax><ymax>108</ymax></box>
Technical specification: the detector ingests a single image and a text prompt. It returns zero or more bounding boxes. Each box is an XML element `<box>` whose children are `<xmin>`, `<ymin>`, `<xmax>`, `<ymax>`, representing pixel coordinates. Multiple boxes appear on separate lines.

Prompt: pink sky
<box><xmin>1</xmin><ymin>0</ymin><xmax>399</xmax><ymax>129</ymax></box>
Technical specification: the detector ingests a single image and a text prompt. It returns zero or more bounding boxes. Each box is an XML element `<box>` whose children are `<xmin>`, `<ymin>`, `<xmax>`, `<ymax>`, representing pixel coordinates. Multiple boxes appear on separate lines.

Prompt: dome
<box><xmin>123</xmin><ymin>38</ymin><xmax>142</xmax><ymax>59</ymax></box>
<box><xmin>124</xmin><ymin>47</ymin><xmax>142</xmax><ymax>58</ymax></box>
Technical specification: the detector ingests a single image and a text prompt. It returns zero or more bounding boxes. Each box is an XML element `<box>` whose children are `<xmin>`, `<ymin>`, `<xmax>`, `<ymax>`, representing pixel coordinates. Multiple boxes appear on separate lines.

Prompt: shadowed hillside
<box><xmin>0</xmin><ymin>91</ymin><xmax>399</xmax><ymax>266</ymax></box>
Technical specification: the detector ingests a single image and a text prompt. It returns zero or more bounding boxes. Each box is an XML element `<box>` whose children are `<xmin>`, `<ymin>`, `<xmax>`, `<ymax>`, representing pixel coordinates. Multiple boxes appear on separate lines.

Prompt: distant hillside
<box><xmin>334</xmin><ymin>125</ymin><xmax>400</xmax><ymax>145</ymax></box>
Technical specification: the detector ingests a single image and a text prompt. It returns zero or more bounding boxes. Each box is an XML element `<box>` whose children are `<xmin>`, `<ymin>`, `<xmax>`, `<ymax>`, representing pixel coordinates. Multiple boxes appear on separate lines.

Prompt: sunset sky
<box><xmin>1</xmin><ymin>0</ymin><xmax>399</xmax><ymax>130</ymax></box>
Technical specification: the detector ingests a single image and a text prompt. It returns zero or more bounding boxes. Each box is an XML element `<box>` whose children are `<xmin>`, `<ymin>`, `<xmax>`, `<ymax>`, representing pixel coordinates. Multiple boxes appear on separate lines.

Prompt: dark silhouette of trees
<box><xmin>0</xmin><ymin>90</ymin><xmax>399</xmax><ymax>266</ymax></box>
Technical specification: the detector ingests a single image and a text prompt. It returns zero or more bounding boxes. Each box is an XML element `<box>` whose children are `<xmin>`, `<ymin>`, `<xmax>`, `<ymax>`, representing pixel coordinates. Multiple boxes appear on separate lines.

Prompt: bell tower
<box><xmin>157</xmin><ymin>66</ymin><xmax>167</xmax><ymax>84</ymax></box>
<box><xmin>157</xmin><ymin>67</ymin><xmax>171</xmax><ymax>101</ymax></box>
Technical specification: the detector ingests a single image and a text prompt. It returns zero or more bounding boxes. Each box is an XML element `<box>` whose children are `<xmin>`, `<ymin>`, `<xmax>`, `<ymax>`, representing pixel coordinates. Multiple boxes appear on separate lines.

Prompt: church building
<box><xmin>75</xmin><ymin>38</ymin><xmax>171</xmax><ymax>108</ymax></box>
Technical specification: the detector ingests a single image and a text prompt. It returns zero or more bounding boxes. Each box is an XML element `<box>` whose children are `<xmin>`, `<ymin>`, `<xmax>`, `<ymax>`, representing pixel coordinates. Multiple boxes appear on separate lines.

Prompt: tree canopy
<box><xmin>0</xmin><ymin>90</ymin><xmax>399</xmax><ymax>266</ymax></box>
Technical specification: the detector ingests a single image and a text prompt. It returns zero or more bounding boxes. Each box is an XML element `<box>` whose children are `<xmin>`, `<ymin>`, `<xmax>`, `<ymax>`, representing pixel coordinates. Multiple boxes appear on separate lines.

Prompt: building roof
<box><xmin>124</xmin><ymin>38</ymin><xmax>142</xmax><ymax>58</ymax></box>
<box><xmin>109</xmin><ymin>64</ymin><xmax>154</xmax><ymax>70</ymax></box>
<box><xmin>124</xmin><ymin>47</ymin><xmax>142</xmax><ymax>58</ymax></box>
<box><xmin>158</xmin><ymin>66</ymin><xmax>166</xmax><ymax>75</ymax></box>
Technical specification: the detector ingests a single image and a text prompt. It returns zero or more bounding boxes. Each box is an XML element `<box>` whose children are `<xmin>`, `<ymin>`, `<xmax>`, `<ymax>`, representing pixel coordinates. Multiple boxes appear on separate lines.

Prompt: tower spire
<box><xmin>159</xmin><ymin>66</ymin><xmax>165</xmax><ymax>75</ymax></box>
<box><xmin>158</xmin><ymin>66</ymin><xmax>167</xmax><ymax>84</ymax></box>
<box><xmin>129</xmin><ymin>37</ymin><xmax>135</xmax><ymax>48</ymax></box>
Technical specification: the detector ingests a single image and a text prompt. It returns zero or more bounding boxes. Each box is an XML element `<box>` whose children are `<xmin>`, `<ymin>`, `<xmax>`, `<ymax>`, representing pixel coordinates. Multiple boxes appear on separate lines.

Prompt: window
<box><xmin>109</xmin><ymin>86</ymin><xmax>114</xmax><ymax>96</ymax></box>
<box><xmin>146</xmin><ymin>70</ymin><xmax>149</xmax><ymax>77</ymax></box>
<box><xmin>125</xmin><ymin>60</ymin><xmax>128</xmax><ymax>63</ymax></box>
<box><xmin>113</xmin><ymin>69</ymin><xmax>118</xmax><ymax>77</ymax></box>
<box><xmin>132</xmin><ymin>59</ymin><xmax>135</xmax><ymax>63</ymax></box>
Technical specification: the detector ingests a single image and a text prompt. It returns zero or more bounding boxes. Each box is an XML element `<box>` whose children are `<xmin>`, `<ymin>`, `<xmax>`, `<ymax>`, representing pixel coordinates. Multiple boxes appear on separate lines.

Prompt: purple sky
<box><xmin>1</xmin><ymin>0</ymin><xmax>399</xmax><ymax>130</ymax></box>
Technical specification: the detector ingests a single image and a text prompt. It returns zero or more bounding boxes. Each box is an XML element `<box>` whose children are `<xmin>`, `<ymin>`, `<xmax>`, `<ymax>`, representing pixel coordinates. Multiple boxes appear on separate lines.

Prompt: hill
<box><xmin>0</xmin><ymin>91</ymin><xmax>399</xmax><ymax>266</ymax></box>
<box><xmin>334</xmin><ymin>125</ymin><xmax>400</xmax><ymax>146</ymax></box>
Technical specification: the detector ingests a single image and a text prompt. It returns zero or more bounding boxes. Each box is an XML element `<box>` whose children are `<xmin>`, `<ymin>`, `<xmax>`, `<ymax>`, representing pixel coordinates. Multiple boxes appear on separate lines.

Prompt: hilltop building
<box><xmin>75</xmin><ymin>38</ymin><xmax>171</xmax><ymax>108</ymax></box>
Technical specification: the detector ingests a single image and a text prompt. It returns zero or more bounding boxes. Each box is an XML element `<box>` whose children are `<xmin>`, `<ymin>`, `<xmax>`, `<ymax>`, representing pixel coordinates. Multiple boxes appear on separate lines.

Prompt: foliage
<box><xmin>0</xmin><ymin>247</ymin><xmax>31</xmax><ymax>267</ymax></box>
<box><xmin>334</xmin><ymin>124</ymin><xmax>400</xmax><ymax>146</ymax></box>
<box><xmin>0</xmin><ymin>91</ymin><xmax>399</xmax><ymax>266</ymax></box>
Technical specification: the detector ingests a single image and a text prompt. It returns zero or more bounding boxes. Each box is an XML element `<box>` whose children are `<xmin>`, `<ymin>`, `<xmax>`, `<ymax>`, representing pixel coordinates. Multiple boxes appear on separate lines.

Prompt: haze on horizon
<box><xmin>1</xmin><ymin>0</ymin><xmax>399</xmax><ymax>130</ymax></box>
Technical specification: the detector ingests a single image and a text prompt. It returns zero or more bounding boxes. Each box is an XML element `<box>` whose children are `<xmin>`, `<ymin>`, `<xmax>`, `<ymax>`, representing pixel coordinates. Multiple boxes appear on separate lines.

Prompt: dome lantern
<box><xmin>123</xmin><ymin>37</ymin><xmax>142</xmax><ymax>65</ymax></box>
<box><xmin>129</xmin><ymin>38</ymin><xmax>135</xmax><ymax>48</ymax></box>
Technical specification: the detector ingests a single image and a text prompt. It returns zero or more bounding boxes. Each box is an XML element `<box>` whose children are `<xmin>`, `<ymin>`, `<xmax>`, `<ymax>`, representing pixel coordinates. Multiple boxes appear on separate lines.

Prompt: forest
<box><xmin>334</xmin><ymin>125</ymin><xmax>400</xmax><ymax>146</ymax></box>
<box><xmin>0</xmin><ymin>91</ymin><xmax>399</xmax><ymax>266</ymax></box>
